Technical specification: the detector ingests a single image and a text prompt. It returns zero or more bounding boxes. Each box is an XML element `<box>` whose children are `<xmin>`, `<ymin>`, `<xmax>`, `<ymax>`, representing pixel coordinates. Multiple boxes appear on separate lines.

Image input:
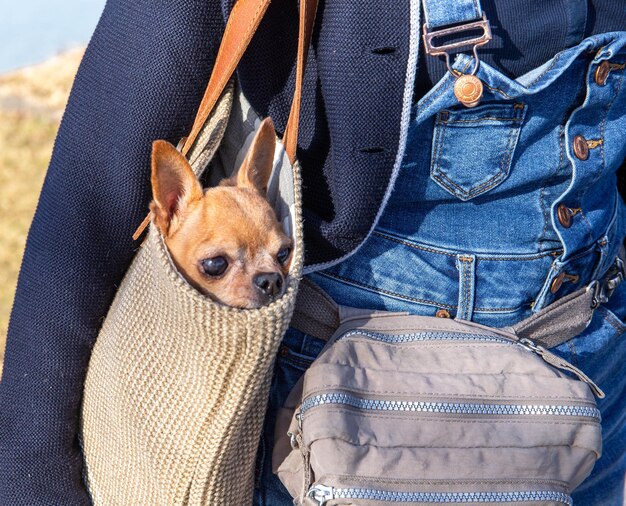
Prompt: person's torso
<box><xmin>309</xmin><ymin>30</ymin><xmax>626</xmax><ymax>327</ymax></box>
<box><xmin>235</xmin><ymin>0</ymin><xmax>626</xmax><ymax>270</ymax></box>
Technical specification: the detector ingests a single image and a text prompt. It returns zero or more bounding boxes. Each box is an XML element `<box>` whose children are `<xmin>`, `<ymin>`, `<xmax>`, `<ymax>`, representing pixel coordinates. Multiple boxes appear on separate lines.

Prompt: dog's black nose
<box><xmin>254</xmin><ymin>272</ymin><xmax>283</xmax><ymax>298</ymax></box>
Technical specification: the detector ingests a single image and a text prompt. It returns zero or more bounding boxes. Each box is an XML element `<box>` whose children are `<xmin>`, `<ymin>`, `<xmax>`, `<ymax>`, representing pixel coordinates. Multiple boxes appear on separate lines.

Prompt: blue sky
<box><xmin>0</xmin><ymin>0</ymin><xmax>105</xmax><ymax>73</ymax></box>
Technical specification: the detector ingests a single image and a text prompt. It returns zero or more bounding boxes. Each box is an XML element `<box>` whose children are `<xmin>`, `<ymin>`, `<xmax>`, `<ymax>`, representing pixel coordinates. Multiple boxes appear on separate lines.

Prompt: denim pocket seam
<box><xmin>279</xmin><ymin>348</ymin><xmax>317</xmax><ymax>370</ymax></box>
<box><xmin>431</xmin><ymin>103</ymin><xmax>525</xmax><ymax>201</ymax></box>
<box><xmin>317</xmin><ymin>270</ymin><xmax>457</xmax><ymax>309</ymax></box>
<box><xmin>281</xmin><ymin>356</ymin><xmax>314</xmax><ymax>370</ymax></box>
<box><xmin>433</xmin><ymin>164</ymin><xmax>506</xmax><ymax>199</ymax></box>
<box><xmin>317</xmin><ymin>270</ymin><xmax>525</xmax><ymax>313</ymax></box>
<box><xmin>598</xmin><ymin>306</ymin><xmax>625</xmax><ymax>335</ymax></box>
<box><xmin>440</xmin><ymin>116</ymin><xmax>524</xmax><ymax>124</ymax></box>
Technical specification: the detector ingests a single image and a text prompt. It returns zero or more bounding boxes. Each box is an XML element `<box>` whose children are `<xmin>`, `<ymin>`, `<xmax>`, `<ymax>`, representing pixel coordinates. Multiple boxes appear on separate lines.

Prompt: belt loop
<box><xmin>456</xmin><ymin>254</ymin><xmax>476</xmax><ymax>321</ymax></box>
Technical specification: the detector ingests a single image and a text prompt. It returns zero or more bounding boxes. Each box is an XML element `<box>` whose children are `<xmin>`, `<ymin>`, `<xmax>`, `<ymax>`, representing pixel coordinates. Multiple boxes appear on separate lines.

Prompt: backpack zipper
<box><xmin>306</xmin><ymin>484</ymin><xmax>573</xmax><ymax>505</ymax></box>
<box><xmin>300</xmin><ymin>392</ymin><xmax>601</xmax><ymax>420</ymax></box>
<box><xmin>340</xmin><ymin>329</ymin><xmax>511</xmax><ymax>344</ymax></box>
<box><xmin>338</xmin><ymin>330</ymin><xmax>604</xmax><ymax>398</ymax></box>
<box><xmin>297</xmin><ymin>330</ymin><xmax>597</xmax><ymax>506</ymax></box>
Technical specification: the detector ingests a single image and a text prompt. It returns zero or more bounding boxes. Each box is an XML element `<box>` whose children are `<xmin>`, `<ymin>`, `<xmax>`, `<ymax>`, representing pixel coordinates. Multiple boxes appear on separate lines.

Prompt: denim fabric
<box><xmin>423</xmin><ymin>0</ymin><xmax>482</xmax><ymax>29</ymax></box>
<box><xmin>313</xmin><ymin>32</ymin><xmax>626</xmax><ymax>321</ymax></box>
<box><xmin>253</xmin><ymin>328</ymin><xmax>326</xmax><ymax>506</ymax></box>
<box><xmin>257</xmin><ymin>31</ymin><xmax>626</xmax><ymax>506</ymax></box>
<box><xmin>430</xmin><ymin>103</ymin><xmax>527</xmax><ymax>201</ymax></box>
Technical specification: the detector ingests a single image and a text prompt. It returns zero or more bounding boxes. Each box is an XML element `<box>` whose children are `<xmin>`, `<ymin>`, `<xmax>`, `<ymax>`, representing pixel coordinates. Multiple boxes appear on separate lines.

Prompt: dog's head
<box><xmin>150</xmin><ymin>118</ymin><xmax>292</xmax><ymax>309</ymax></box>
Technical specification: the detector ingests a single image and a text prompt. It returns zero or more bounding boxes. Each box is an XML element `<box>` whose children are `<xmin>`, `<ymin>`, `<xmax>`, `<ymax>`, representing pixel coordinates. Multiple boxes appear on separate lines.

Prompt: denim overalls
<box><xmin>253</xmin><ymin>1</ymin><xmax>626</xmax><ymax>504</ymax></box>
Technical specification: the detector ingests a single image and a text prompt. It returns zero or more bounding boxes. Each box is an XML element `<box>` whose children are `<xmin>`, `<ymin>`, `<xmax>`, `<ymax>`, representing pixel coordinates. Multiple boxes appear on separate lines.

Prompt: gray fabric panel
<box><xmin>510</xmin><ymin>287</ymin><xmax>595</xmax><ymax>349</ymax></box>
<box><xmin>277</xmin><ymin>309</ymin><xmax>602</xmax><ymax>503</ymax></box>
<box><xmin>290</xmin><ymin>278</ymin><xmax>341</xmax><ymax>341</ymax></box>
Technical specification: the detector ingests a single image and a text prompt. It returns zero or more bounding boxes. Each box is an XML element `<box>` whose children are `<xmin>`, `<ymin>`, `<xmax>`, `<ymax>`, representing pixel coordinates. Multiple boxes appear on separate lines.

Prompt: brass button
<box><xmin>595</xmin><ymin>61</ymin><xmax>610</xmax><ymax>86</ymax></box>
<box><xmin>454</xmin><ymin>74</ymin><xmax>483</xmax><ymax>108</ymax></box>
<box><xmin>573</xmin><ymin>135</ymin><xmax>589</xmax><ymax>160</ymax></box>
<box><xmin>550</xmin><ymin>272</ymin><xmax>579</xmax><ymax>293</ymax></box>
<box><xmin>435</xmin><ymin>309</ymin><xmax>451</xmax><ymax>318</ymax></box>
<box><xmin>279</xmin><ymin>345</ymin><xmax>289</xmax><ymax>357</ymax></box>
<box><xmin>557</xmin><ymin>204</ymin><xmax>572</xmax><ymax>228</ymax></box>
<box><xmin>550</xmin><ymin>272</ymin><xmax>566</xmax><ymax>293</ymax></box>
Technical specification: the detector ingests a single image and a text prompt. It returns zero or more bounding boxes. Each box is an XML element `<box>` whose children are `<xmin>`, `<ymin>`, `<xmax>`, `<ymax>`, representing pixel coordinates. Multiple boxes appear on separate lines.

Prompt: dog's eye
<box><xmin>201</xmin><ymin>256</ymin><xmax>228</xmax><ymax>277</ymax></box>
<box><xmin>277</xmin><ymin>247</ymin><xmax>291</xmax><ymax>265</ymax></box>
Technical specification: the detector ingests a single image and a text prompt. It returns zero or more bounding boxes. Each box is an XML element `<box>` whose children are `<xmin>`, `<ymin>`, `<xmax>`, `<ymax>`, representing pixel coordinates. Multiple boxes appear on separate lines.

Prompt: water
<box><xmin>0</xmin><ymin>0</ymin><xmax>106</xmax><ymax>73</ymax></box>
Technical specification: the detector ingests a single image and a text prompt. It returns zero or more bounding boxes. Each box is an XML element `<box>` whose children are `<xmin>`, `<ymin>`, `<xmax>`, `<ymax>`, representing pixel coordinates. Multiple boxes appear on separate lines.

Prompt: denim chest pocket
<box><xmin>430</xmin><ymin>102</ymin><xmax>526</xmax><ymax>201</ymax></box>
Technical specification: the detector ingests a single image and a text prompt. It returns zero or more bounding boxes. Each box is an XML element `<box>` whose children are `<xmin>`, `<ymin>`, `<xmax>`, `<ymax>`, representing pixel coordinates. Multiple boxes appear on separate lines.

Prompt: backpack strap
<box><xmin>290</xmin><ymin>278</ymin><xmax>341</xmax><ymax>342</ymax></box>
<box><xmin>293</xmin><ymin>246</ymin><xmax>626</xmax><ymax>349</ymax></box>
<box><xmin>511</xmin><ymin>245</ymin><xmax>625</xmax><ymax>348</ymax></box>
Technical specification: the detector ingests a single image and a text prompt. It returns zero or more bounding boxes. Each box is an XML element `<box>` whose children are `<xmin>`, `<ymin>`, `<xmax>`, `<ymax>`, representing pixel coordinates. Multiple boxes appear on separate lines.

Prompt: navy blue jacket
<box><xmin>1</xmin><ymin>0</ymin><xmax>624</xmax><ymax>503</ymax></box>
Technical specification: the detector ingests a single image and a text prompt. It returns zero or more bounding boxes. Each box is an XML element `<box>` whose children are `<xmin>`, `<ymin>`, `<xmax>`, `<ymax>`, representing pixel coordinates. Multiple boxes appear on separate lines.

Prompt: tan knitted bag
<box><xmin>80</xmin><ymin>0</ymin><xmax>317</xmax><ymax>504</ymax></box>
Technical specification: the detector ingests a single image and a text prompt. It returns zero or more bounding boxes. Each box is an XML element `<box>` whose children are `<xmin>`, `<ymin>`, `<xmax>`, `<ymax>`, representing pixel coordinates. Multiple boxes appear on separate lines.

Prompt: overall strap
<box><xmin>421</xmin><ymin>0</ymin><xmax>483</xmax><ymax>29</ymax></box>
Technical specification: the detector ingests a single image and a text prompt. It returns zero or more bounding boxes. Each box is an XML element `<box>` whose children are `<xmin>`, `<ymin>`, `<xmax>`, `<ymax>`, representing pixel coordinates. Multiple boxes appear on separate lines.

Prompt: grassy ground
<box><xmin>0</xmin><ymin>49</ymin><xmax>83</xmax><ymax>371</ymax></box>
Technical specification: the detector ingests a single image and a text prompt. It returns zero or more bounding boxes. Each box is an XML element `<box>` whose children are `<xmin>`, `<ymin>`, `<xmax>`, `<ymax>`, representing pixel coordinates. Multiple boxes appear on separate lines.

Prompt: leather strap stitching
<box><xmin>182</xmin><ymin>0</ymin><xmax>268</xmax><ymax>155</ymax></box>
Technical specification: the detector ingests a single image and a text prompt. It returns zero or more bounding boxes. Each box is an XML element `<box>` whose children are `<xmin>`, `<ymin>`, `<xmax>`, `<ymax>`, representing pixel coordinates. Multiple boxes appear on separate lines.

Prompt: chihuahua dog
<box><xmin>150</xmin><ymin>118</ymin><xmax>292</xmax><ymax>309</ymax></box>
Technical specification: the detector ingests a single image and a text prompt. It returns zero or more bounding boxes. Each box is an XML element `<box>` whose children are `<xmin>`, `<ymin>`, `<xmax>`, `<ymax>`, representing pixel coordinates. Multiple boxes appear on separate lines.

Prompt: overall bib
<box><xmin>254</xmin><ymin>1</ymin><xmax>626</xmax><ymax>504</ymax></box>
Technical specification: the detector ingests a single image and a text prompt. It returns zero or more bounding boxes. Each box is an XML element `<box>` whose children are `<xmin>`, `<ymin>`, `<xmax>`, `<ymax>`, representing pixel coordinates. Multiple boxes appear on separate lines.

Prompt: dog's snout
<box><xmin>254</xmin><ymin>272</ymin><xmax>283</xmax><ymax>298</ymax></box>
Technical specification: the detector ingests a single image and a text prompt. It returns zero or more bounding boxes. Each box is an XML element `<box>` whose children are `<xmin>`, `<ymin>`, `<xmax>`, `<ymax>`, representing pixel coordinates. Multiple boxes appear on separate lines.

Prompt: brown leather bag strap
<box><xmin>133</xmin><ymin>0</ymin><xmax>318</xmax><ymax>240</ymax></box>
<box><xmin>181</xmin><ymin>0</ymin><xmax>318</xmax><ymax>158</ymax></box>
<box><xmin>180</xmin><ymin>0</ymin><xmax>271</xmax><ymax>156</ymax></box>
<box><xmin>282</xmin><ymin>0</ymin><xmax>318</xmax><ymax>163</ymax></box>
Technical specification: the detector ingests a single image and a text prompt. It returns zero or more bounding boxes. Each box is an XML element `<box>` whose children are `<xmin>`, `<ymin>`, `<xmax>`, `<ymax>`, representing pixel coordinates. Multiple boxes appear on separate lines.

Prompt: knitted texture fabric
<box><xmin>81</xmin><ymin>228</ymin><xmax>301</xmax><ymax>505</ymax></box>
<box><xmin>0</xmin><ymin>2</ymin><xmax>226</xmax><ymax>504</ymax></box>
<box><xmin>81</xmin><ymin>85</ymin><xmax>304</xmax><ymax>505</ymax></box>
<box><xmin>2</xmin><ymin>1</ymin><xmax>626</xmax><ymax>504</ymax></box>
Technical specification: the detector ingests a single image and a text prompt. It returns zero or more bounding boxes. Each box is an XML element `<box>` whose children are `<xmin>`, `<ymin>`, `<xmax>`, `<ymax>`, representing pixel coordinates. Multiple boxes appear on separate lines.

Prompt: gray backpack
<box><xmin>273</xmin><ymin>284</ymin><xmax>605</xmax><ymax>506</ymax></box>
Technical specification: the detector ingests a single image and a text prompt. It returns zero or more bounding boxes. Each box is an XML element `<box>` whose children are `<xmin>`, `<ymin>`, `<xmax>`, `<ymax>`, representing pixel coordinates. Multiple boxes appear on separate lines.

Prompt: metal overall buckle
<box><xmin>422</xmin><ymin>15</ymin><xmax>492</xmax><ymax>107</ymax></box>
<box><xmin>590</xmin><ymin>255</ymin><xmax>625</xmax><ymax>308</ymax></box>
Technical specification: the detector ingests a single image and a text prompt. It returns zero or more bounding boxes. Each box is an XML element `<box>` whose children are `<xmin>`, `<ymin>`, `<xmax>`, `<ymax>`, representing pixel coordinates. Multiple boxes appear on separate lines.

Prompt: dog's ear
<box><xmin>150</xmin><ymin>140</ymin><xmax>203</xmax><ymax>235</ymax></box>
<box><xmin>236</xmin><ymin>117</ymin><xmax>276</xmax><ymax>194</ymax></box>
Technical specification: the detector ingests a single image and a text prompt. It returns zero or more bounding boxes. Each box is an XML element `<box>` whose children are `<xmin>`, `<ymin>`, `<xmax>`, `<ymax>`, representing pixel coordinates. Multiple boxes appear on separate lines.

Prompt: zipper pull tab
<box><xmin>288</xmin><ymin>410</ymin><xmax>303</xmax><ymax>450</ymax></box>
<box><xmin>306</xmin><ymin>484</ymin><xmax>334</xmax><ymax>506</ymax></box>
<box><xmin>518</xmin><ymin>338</ymin><xmax>605</xmax><ymax>398</ymax></box>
